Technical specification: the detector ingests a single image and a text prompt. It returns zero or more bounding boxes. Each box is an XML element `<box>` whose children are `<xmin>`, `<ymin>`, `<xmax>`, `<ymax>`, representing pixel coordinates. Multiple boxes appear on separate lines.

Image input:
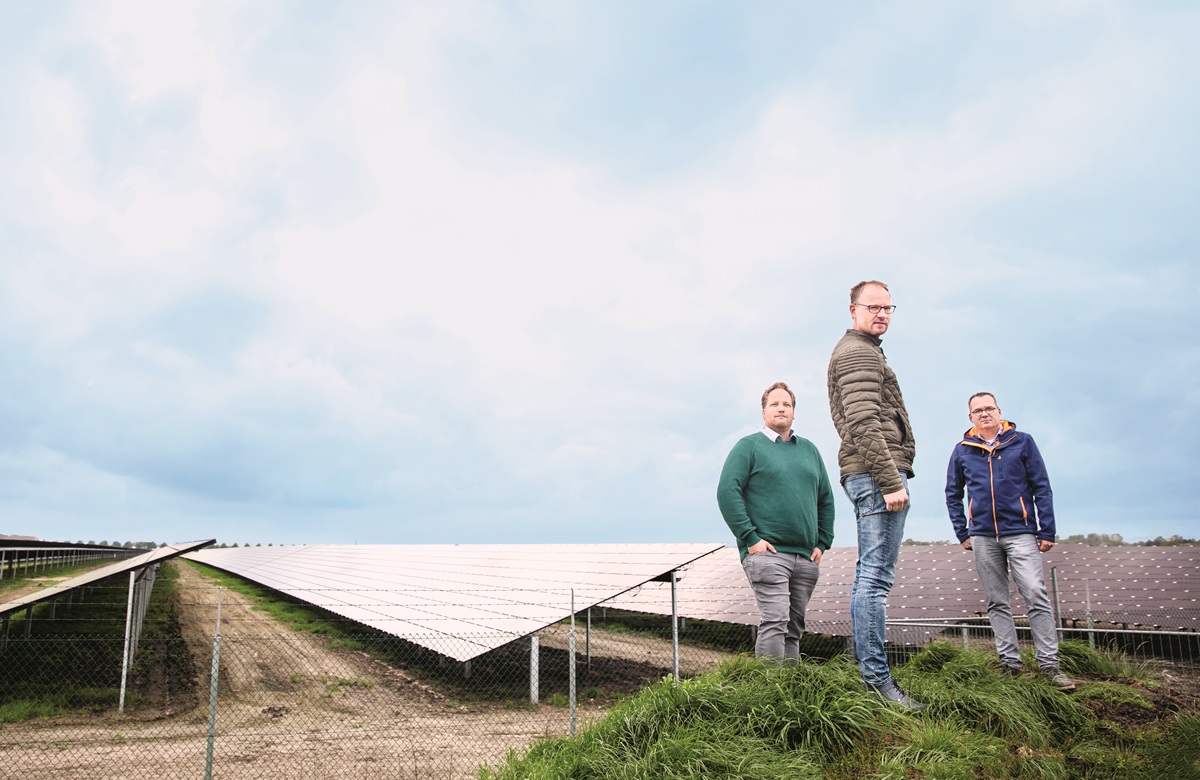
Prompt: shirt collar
<box><xmin>762</xmin><ymin>426</ymin><xmax>796</xmax><ymax>443</ymax></box>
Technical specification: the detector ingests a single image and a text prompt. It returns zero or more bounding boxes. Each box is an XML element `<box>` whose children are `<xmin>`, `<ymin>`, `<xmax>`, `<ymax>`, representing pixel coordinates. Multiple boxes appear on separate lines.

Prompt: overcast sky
<box><xmin>2</xmin><ymin>1</ymin><xmax>1197</xmax><ymax>548</ymax></box>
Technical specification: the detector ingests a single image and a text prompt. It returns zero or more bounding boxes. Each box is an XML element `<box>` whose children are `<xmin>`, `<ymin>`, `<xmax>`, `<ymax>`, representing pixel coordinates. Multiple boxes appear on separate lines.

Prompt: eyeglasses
<box><xmin>854</xmin><ymin>304</ymin><xmax>897</xmax><ymax>314</ymax></box>
<box><xmin>969</xmin><ymin>406</ymin><xmax>998</xmax><ymax>416</ymax></box>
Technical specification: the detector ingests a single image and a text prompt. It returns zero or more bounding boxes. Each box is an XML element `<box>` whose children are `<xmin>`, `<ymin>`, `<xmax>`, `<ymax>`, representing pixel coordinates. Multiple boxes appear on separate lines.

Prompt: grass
<box><xmin>321</xmin><ymin>676</ymin><xmax>374</xmax><ymax>695</ymax></box>
<box><xmin>480</xmin><ymin>642</ymin><xmax>1200</xmax><ymax>780</ymax></box>
<box><xmin>0</xmin><ymin>559</ymin><xmax>116</xmax><ymax>596</ymax></box>
<box><xmin>182</xmin><ymin>561</ymin><xmax>359</xmax><ymax>642</ymax></box>
<box><xmin>1056</xmin><ymin>640</ymin><xmax>1153</xmax><ymax>682</ymax></box>
<box><xmin>0</xmin><ymin>563</ymin><xmax>189</xmax><ymax>722</ymax></box>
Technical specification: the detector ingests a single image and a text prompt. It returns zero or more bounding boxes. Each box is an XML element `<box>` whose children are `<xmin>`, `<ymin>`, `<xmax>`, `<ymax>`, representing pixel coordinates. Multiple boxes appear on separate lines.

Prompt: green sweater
<box><xmin>717</xmin><ymin>432</ymin><xmax>836</xmax><ymax>561</ymax></box>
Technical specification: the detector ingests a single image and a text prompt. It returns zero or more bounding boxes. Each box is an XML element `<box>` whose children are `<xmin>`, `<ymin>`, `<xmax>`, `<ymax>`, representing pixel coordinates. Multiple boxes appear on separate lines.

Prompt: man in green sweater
<box><xmin>718</xmin><ymin>381</ymin><xmax>836</xmax><ymax>662</ymax></box>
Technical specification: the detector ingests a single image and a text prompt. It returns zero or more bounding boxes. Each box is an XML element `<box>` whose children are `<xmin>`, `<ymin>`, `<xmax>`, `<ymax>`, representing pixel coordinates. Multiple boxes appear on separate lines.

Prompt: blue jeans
<box><xmin>971</xmin><ymin>533</ymin><xmax>1059</xmax><ymax>670</ymax></box>
<box><xmin>843</xmin><ymin>472</ymin><xmax>908</xmax><ymax>685</ymax></box>
<box><xmin>741</xmin><ymin>551</ymin><xmax>820</xmax><ymax>663</ymax></box>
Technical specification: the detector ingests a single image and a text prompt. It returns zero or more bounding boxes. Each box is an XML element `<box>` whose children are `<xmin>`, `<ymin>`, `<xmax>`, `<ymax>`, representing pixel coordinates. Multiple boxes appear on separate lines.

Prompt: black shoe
<box><xmin>1001</xmin><ymin>665</ymin><xmax>1023</xmax><ymax>678</ymax></box>
<box><xmin>864</xmin><ymin>678</ymin><xmax>925</xmax><ymax>711</ymax></box>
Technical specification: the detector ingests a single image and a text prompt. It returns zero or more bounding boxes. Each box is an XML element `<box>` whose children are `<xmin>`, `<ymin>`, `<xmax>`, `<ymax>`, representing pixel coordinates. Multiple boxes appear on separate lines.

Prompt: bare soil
<box><xmin>0</xmin><ymin>562</ymin><xmax>603</xmax><ymax>779</ymax></box>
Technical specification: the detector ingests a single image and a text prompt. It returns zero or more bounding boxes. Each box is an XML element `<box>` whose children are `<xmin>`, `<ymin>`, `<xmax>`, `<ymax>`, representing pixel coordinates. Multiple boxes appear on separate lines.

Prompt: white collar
<box><xmin>762</xmin><ymin>426</ymin><xmax>795</xmax><ymax>443</ymax></box>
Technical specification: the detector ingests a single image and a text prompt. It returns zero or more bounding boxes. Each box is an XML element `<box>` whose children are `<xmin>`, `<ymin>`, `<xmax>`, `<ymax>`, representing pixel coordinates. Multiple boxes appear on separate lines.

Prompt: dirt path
<box><xmin>1</xmin><ymin>561</ymin><xmax>585</xmax><ymax>779</ymax></box>
<box><xmin>535</xmin><ymin>623</ymin><xmax>736</xmax><ymax>678</ymax></box>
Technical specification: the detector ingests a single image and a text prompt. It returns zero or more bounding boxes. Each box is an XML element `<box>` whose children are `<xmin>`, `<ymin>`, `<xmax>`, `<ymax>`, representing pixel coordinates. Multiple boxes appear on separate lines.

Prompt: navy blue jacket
<box><xmin>945</xmin><ymin>421</ymin><xmax>1056</xmax><ymax>543</ymax></box>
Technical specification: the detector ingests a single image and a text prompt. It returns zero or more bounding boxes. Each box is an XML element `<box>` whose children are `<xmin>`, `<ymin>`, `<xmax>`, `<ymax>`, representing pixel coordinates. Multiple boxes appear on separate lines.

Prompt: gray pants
<box><xmin>972</xmin><ymin>533</ymin><xmax>1059</xmax><ymax>670</ymax></box>
<box><xmin>742</xmin><ymin>551</ymin><xmax>820</xmax><ymax>662</ymax></box>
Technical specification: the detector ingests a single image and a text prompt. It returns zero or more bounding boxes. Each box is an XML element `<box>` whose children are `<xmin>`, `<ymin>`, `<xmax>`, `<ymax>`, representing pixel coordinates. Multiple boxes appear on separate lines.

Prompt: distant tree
<box><xmin>255</xmin><ymin>543</ymin><xmax>262</xmax><ymax>547</ymax></box>
<box><xmin>1141</xmin><ymin>535</ymin><xmax>1199</xmax><ymax>547</ymax></box>
<box><xmin>99</xmin><ymin>540</ymin><xmax>109</xmax><ymax>546</ymax></box>
<box><xmin>1060</xmin><ymin>533</ymin><xmax>1126</xmax><ymax>546</ymax></box>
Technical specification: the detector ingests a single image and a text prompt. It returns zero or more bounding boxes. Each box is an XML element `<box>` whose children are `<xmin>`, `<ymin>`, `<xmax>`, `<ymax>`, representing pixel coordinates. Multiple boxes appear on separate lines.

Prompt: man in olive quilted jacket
<box><xmin>827</xmin><ymin>280</ymin><xmax>921</xmax><ymax>710</ymax></box>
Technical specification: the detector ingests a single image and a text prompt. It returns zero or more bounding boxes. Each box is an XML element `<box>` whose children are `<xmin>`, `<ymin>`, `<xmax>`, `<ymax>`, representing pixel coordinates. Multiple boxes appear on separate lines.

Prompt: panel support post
<box><xmin>529</xmin><ymin>635</ymin><xmax>539</xmax><ymax>705</ymax></box>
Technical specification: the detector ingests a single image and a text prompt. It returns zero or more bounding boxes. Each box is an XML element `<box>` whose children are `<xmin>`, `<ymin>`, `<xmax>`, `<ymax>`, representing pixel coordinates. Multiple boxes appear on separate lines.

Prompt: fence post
<box><xmin>961</xmin><ymin>623</ymin><xmax>969</xmax><ymax>650</ymax></box>
<box><xmin>670</xmin><ymin>570</ymin><xmax>680</xmax><ymax>680</ymax></box>
<box><xmin>1050</xmin><ymin>567</ymin><xmax>1062</xmax><ymax>636</ymax></box>
<box><xmin>118</xmin><ymin>570</ymin><xmax>136</xmax><ymax>713</ymax></box>
<box><xmin>205</xmin><ymin>588</ymin><xmax>223</xmax><ymax>780</ymax></box>
<box><xmin>1085</xmin><ymin>579</ymin><xmax>1095</xmax><ymax>648</ymax></box>
<box><xmin>569</xmin><ymin>590</ymin><xmax>577</xmax><ymax>738</ymax></box>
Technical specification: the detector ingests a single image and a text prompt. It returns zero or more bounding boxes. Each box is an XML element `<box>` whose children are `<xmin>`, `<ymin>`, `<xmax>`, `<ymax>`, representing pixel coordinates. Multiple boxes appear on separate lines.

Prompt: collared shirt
<box><xmin>980</xmin><ymin>427</ymin><xmax>1003</xmax><ymax>449</ymax></box>
<box><xmin>762</xmin><ymin>426</ymin><xmax>796</xmax><ymax>443</ymax></box>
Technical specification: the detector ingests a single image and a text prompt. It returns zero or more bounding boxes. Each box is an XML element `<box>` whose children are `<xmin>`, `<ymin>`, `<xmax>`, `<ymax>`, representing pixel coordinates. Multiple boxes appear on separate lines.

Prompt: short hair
<box><xmin>968</xmin><ymin>392</ymin><xmax>998</xmax><ymax>410</ymax></box>
<box><xmin>850</xmin><ymin>280</ymin><xmax>890</xmax><ymax>304</ymax></box>
<box><xmin>761</xmin><ymin>381</ymin><xmax>795</xmax><ymax>408</ymax></box>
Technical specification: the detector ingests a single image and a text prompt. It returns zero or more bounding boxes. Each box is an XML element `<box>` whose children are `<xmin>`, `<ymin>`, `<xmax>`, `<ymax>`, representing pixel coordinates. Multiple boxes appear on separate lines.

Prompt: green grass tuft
<box><xmin>482</xmin><ymin>644</ymin><xmax>1198</xmax><ymax>780</ymax></box>
<box><xmin>1057</xmin><ymin>639</ymin><xmax>1151</xmax><ymax>680</ymax></box>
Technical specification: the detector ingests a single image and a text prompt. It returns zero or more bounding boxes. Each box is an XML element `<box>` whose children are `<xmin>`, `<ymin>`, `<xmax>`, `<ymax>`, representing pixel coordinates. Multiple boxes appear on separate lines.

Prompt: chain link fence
<box><xmin>1</xmin><ymin>560</ymin><xmax>1198</xmax><ymax>779</ymax></box>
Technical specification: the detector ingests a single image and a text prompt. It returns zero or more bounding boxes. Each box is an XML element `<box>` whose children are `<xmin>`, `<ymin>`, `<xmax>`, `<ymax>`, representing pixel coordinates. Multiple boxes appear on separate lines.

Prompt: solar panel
<box><xmin>184</xmin><ymin>543</ymin><xmax>726</xmax><ymax>662</ymax></box>
<box><xmin>604</xmin><ymin>544</ymin><xmax>1200</xmax><ymax>633</ymax></box>
<box><xmin>0</xmin><ymin>540</ymin><xmax>215</xmax><ymax>619</ymax></box>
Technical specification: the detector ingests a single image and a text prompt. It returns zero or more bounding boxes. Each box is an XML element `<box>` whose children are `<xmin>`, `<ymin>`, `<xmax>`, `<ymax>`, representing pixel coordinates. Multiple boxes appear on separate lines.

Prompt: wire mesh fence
<box><xmin>1</xmin><ymin>560</ymin><xmax>1198</xmax><ymax>779</ymax></box>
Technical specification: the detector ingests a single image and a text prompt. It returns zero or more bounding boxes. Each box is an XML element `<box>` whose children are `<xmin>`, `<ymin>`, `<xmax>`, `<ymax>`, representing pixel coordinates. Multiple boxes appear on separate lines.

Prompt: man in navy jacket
<box><xmin>945</xmin><ymin>392</ymin><xmax>1074</xmax><ymax>690</ymax></box>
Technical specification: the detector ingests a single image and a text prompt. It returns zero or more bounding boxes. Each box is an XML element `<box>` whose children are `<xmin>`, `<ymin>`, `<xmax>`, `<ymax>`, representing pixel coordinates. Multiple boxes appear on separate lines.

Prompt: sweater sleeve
<box><xmin>814</xmin><ymin>448</ymin><xmax>836</xmax><ymax>552</ymax></box>
<box><xmin>1023</xmin><ymin>435</ymin><xmax>1056</xmax><ymax>540</ymax></box>
<box><xmin>716</xmin><ymin>438</ymin><xmax>762</xmax><ymax>548</ymax></box>
<box><xmin>832</xmin><ymin>345</ymin><xmax>903</xmax><ymax>494</ymax></box>
<box><xmin>944</xmin><ymin>446</ymin><xmax>970</xmax><ymax>543</ymax></box>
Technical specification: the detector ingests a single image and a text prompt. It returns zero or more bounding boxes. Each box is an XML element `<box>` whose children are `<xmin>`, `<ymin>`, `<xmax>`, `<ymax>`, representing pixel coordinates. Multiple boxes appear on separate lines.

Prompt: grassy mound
<box><xmin>481</xmin><ymin>641</ymin><xmax>1200</xmax><ymax>779</ymax></box>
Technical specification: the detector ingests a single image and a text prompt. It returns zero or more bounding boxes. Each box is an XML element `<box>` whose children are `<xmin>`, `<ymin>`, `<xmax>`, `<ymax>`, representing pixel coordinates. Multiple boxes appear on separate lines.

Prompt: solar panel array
<box><xmin>184</xmin><ymin>543</ymin><xmax>725</xmax><ymax>662</ymax></box>
<box><xmin>606</xmin><ymin>544</ymin><xmax>1200</xmax><ymax>632</ymax></box>
<box><xmin>0</xmin><ymin>540</ymin><xmax>215</xmax><ymax>619</ymax></box>
<box><xmin>1037</xmin><ymin>545</ymin><xmax>1199</xmax><ymax>628</ymax></box>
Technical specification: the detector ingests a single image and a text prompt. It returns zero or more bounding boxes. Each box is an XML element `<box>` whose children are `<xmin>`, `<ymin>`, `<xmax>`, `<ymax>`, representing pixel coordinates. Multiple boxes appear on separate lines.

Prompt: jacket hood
<box><xmin>962</xmin><ymin>419</ymin><xmax>1016</xmax><ymax>440</ymax></box>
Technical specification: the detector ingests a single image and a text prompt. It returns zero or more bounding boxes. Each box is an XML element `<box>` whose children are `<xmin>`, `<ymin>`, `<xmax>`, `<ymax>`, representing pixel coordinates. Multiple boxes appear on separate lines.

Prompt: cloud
<box><xmin>1</xmin><ymin>1</ymin><xmax>1197</xmax><ymax>546</ymax></box>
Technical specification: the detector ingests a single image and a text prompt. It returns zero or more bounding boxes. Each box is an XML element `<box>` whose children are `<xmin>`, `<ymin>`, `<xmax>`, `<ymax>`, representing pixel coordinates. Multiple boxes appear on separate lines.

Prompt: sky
<box><xmin>1</xmin><ymin>1</ymin><xmax>1197</xmax><ymax>548</ymax></box>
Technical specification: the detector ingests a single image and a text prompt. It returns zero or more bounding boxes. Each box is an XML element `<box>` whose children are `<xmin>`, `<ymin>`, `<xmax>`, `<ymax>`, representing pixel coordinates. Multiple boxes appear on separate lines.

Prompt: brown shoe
<box><xmin>1042</xmin><ymin>668</ymin><xmax>1076</xmax><ymax>691</ymax></box>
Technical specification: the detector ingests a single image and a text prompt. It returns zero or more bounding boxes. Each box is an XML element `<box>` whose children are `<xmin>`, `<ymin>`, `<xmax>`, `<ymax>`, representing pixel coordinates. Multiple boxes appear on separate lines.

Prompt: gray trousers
<box><xmin>742</xmin><ymin>551</ymin><xmax>820</xmax><ymax>662</ymax></box>
<box><xmin>972</xmin><ymin>533</ymin><xmax>1059</xmax><ymax>670</ymax></box>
